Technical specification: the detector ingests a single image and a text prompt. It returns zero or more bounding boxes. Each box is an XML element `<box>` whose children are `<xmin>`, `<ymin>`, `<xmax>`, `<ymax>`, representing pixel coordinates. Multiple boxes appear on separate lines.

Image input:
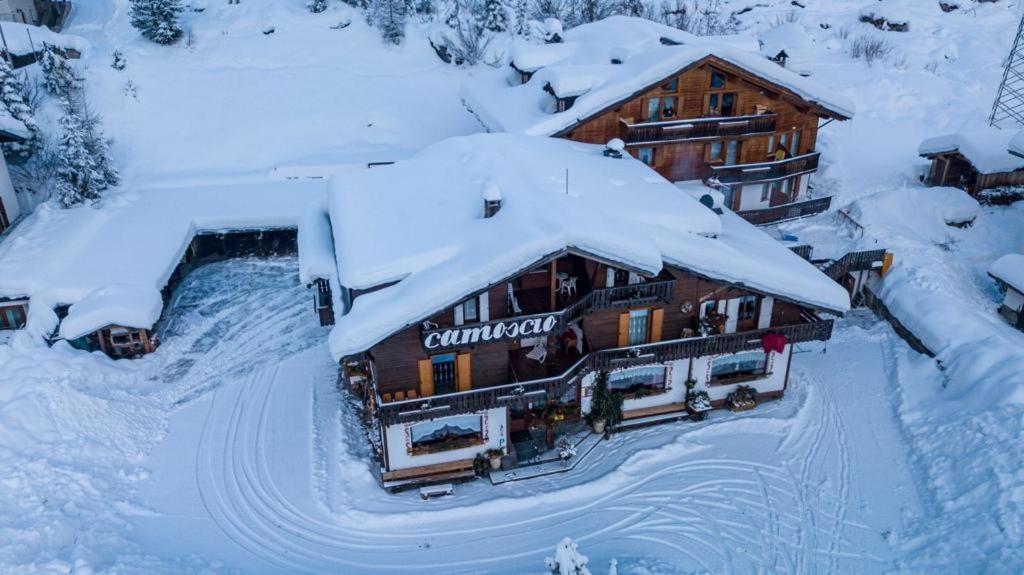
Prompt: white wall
<box><xmin>382</xmin><ymin>407</ymin><xmax>507</xmax><ymax>471</ymax></box>
<box><xmin>691</xmin><ymin>344</ymin><xmax>792</xmax><ymax>403</ymax></box>
<box><xmin>738</xmin><ymin>184</ymin><xmax>769</xmax><ymax>211</ymax></box>
<box><xmin>797</xmin><ymin>175</ymin><xmax>809</xmax><ymax>201</ymax></box>
<box><xmin>580</xmin><ymin>360</ymin><xmax>689</xmax><ymax>414</ymax></box>
<box><xmin>0</xmin><ymin>155</ymin><xmax>20</xmax><ymax>226</ymax></box>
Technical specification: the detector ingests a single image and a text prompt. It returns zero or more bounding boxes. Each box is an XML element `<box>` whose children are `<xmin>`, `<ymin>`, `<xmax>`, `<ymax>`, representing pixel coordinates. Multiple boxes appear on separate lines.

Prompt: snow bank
<box><xmin>327</xmin><ymin>134</ymin><xmax>850</xmax><ymax>359</ymax></box>
<box><xmin>0</xmin><ymin>21</ymin><xmax>88</xmax><ymax>57</ymax></box>
<box><xmin>759</xmin><ymin>22</ymin><xmax>816</xmax><ymax>76</ymax></box>
<box><xmin>989</xmin><ymin>253</ymin><xmax>1024</xmax><ymax>294</ymax></box>
<box><xmin>0</xmin><ymin>179</ymin><xmax>328</xmax><ymax>339</ymax></box>
<box><xmin>918</xmin><ymin>127</ymin><xmax>1024</xmax><ymax>174</ymax></box>
<box><xmin>462</xmin><ymin>16</ymin><xmax>854</xmax><ymax>137</ymax></box>
<box><xmin>848</xmin><ymin>186</ymin><xmax>978</xmax><ymax>237</ymax></box>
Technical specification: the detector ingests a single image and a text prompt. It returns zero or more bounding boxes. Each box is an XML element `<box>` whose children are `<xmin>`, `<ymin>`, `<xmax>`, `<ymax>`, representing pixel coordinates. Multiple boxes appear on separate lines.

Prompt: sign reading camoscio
<box><xmin>423</xmin><ymin>315</ymin><xmax>560</xmax><ymax>350</ymax></box>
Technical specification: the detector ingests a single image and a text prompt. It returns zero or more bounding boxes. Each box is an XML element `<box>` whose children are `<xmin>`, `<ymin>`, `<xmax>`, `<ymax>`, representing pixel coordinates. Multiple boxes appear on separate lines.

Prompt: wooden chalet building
<box><xmin>919</xmin><ymin>128</ymin><xmax>1024</xmax><ymax>198</ymax></box>
<box><xmin>989</xmin><ymin>254</ymin><xmax>1024</xmax><ymax>331</ymax></box>
<box><xmin>327</xmin><ymin>134</ymin><xmax>850</xmax><ymax>488</ymax></box>
<box><xmin>462</xmin><ymin>16</ymin><xmax>854</xmax><ymax>226</ymax></box>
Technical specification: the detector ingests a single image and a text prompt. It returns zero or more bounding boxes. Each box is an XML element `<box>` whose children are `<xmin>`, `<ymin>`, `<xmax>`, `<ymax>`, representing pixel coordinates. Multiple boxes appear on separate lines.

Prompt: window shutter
<box><xmin>617</xmin><ymin>312</ymin><xmax>630</xmax><ymax>347</ymax></box>
<box><xmin>456</xmin><ymin>353</ymin><xmax>472</xmax><ymax>392</ymax></box>
<box><xmin>757</xmin><ymin>296</ymin><xmax>774</xmax><ymax>329</ymax></box>
<box><xmin>454</xmin><ymin>303</ymin><xmax>464</xmax><ymax>326</ymax></box>
<box><xmin>650</xmin><ymin>308</ymin><xmax>664</xmax><ymax>342</ymax></box>
<box><xmin>478</xmin><ymin>293</ymin><xmax>489</xmax><ymax>322</ymax></box>
<box><xmin>725</xmin><ymin>299</ymin><xmax>740</xmax><ymax>333</ymax></box>
<box><xmin>606</xmin><ymin>267</ymin><xmax>615</xmax><ymax>288</ymax></box>
<box><xmin>418</xmin><ymin>359</ymin><xmax>434</xmax><ymax>397</ymax></box>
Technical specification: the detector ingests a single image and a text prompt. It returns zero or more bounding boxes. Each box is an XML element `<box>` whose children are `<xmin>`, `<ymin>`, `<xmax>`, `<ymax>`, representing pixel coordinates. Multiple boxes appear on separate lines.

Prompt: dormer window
<box><xmin>510</xmin><ymin>63</ymin><xmax>533</xmax><ymax>85</ymax></box>
<box><xmin>556</xmin><ymin>95</ymin><xmax>578</xmax><ymax>113</ymax></box>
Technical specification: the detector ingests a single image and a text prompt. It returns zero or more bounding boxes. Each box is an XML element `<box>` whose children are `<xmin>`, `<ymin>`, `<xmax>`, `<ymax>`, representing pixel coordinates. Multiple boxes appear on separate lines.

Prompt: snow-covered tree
<box><xmin>111</xmin><ymin>50</ymin><xmax>126</xmax><ymax>71</ymax></box>
<box><xmin>513</xmin><ymin>0</ymin><xmax>528</xmax><ymax>34</ymax></box>
<box><xmin>308</xmin><ymin>0</ymin><xmax>329</xmax><ymax>12</ymax></box>
<box><xmin>129</xmin><ymin>0</ymin><xmax>183</xmax><ymax>45</ymax></box>
<box><xmin>0</xmin><ymin>59</ymin><xmax>40</xmax><ymax>161</ymax></box>
<box><xmin>545</xmin><ymin>538</ymin><xmax>592</xmax><ymax>575</ymax></box>
<box><xmin>54</xmin><ymin>106</ymin><xmax>99</xmax><ymax>207</ymax></box>
<box><xmin>482</xmin><ymin>0</ymin><xmax>509</xmax><ymax>32</ymax></box>
<box><xmin>40</xmin><ymin>46</ymin><xmax>79</xmax><ymax>99</ymax></box>
<box><xmin>373</xmin><ymin>0</ymin><xmax>407</xmax><ymax>44</ymax></box>
<box><xmin>81</xmin><ymin>107</ymin><xmax>120</xmax><ymax>191</ymax></box>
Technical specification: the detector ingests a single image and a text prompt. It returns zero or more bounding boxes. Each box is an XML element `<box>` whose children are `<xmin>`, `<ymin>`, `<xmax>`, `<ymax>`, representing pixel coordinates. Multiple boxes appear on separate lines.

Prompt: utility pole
<box><xmin>990</xmin><ymin>15</ymin><xmax>1024</xmax><ymax>128</ymax></box>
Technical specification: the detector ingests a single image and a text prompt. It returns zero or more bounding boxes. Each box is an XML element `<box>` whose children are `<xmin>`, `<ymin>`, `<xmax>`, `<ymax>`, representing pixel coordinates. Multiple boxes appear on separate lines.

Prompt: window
<box><xmin>711</xmin><ymin>351</ymin><xmax>768</xmax><ymax>383</ymax></box>
<box><xmin>409</xmin><ymin>414</ymin><xmax>484</xmax><ymax>454</ymax></box>
<box><xmin>767</xmin><ymin>134</ymin><xmax>776</xmax><ymax>155</ymax></box>
<box><xmin>782</xmin><ymin>178</ymin><xmax>794</xmax><ymax>200</ymax></box>
<box><xmin>760</xmin><ymin>183</ymin><xmax>770</xmax><ymax>202</ymax></box>
<box><xmin>700</xmin><ymin>300</ymin><xmax>718</xmax><ymax>318</ymax></box>
<box><xmin>646</xmin><ymin>97</ymin><xmax>676</xmax><ymax>120</ymax></box>
<box><xmin>645</xmin><ymin>98</ymin><xmax>660</xmax><ymax>121</ymax></box>
<box><xmin>725</xmin><ymin>140</ymin><xmax>739</xmax><ymax>165</ymax></box>
<box><xmin>662</xmin><ymin>77</ymin><xmax>678</xmax><ymax>92</ymax></box>
<box><xmin>609</xmin><ymin>366</ymin><xmax>668</xmax><ymax>394</ymax></box>
<box><xmin>661</xmin><ymin>97</ymin><xmax>676</xmax><ymax>118</ymax></box>
<box><xmin>708</xmin><ymin>92</ymin><xmax>736</xmax><ymax>116</ymax></box>
<box><xmin>628</xmin><ymin>309</ymin><xmax>650</xmax><ymax>346</ymax></box>
<box><xmin>431</xmin><ymin>353</ymin><xmax>457</xmax><ymax>395</ymax></box>
<box><xmin>709</xmin><ymin>141</ymin><xmax>723</xmax><ymax>161</ymax></box>
<box><xmin>737</xmin><ymin>295</ymin><xmax>757</xmax><ymax>321</ymax></box>
<box><xmin>613</xmin><ymin>268</ymin><xmax>630</xmax><ymax>287</ymax></box>
<box><xmin>710</xmin><ymin>69</ymin><xmax>726</xmax><ymax>88</ymax></box>
<box><xmin>637</xmin><ymin>147</ymin><xmax>655</xmax><ymax>166</ymax></box>
<box><xmin>779</xmin><ymin>133</ymin><xmax>788</xmax><ymax>154</ymax></box>
<box><xmin>790</xmin><ymin>130</ymin><xmax>801</xmax><ymax>156</ymax></box>
<box><xmin>462</xmin><ymin>298</ymin><xmax>478</xmax><ymax>322</ymax></box>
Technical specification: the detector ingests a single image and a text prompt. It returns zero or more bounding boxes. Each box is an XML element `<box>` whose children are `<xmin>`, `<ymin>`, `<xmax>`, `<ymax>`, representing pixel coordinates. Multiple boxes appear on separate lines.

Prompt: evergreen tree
<box><xmin>513</xmin><ymin>0</ymin><xmax>528</xmax><ymax>35</ymax></box>
<box><xmin>0</xmin><ymin>59</ymin><xmax>40</xmax><ymax>161</ymax></box>
<box><xmin>81</xmin><ymin>108</ymin><xmax>120</xmax><ymax>191</ymax></box>
<box><xmin>54</xmin><ymin>106</ymin><xmax>100</xmax><ymax>207</ymax></box>
<box><xmin>40</xmin><ymin>46</ymin><xmax>79</xmax><ymax>99</ymax></box>
<box><xmin>482</xmin><ymin>0</ymin><xmax>509</xmax><ymax>32</ymax></box>
<box><xmin>129</xmin><ymin>0</ymin><xmax>183</xmax><ymax>45</ymax></box>
<box><xmin>308</xmin><ymin>0</ymin><xmax>328</xmax><ymax>12</ymax></box>
<box><xmin>373</xmin><ymin>0</ymin><xmax>407</xmax><ymax>44</ymax></box>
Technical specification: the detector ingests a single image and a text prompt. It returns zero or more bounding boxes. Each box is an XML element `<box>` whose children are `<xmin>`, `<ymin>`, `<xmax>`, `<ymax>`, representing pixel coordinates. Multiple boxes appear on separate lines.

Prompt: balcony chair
<box><xmin>526</xmin><ymin>343</ymin><xmax>548</xmax><ymax>363</ymax></box>
<box><xmin>557</xmin><ymin>276</ymin><xmax>578</xmax><ymax>296</ymax></box>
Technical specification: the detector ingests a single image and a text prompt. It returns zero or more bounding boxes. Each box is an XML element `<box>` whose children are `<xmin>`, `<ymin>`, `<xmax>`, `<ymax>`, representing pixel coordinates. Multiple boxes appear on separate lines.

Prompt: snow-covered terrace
<box><xmin>461</xmin><ymin>16</ymin><xmax>854</xmax><ymax>137</ymax></box>
<box><xmin>918</xmin><ymin>127</ymin><xmax>1024</xmax><ymax>174</ymax></box>
<box><xmin>0</xmin><ymin>179</ymin><xmax>333</xmax><ymax>340</ymax></box>
<box><xmin>327</xmin><ymin>133</ymin><xmax>850</xmax><ymax>360</ymax></box>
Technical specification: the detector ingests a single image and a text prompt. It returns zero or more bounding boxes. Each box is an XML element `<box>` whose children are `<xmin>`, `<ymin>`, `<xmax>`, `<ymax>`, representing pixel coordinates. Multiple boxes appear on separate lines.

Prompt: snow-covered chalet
<box><xmin>328</xmin><ymin>134</ymin><xmax>851</xmax><ymax>488</ymax></box>
<box><xmin>461</xmin><ymin>16</ymin><xmax>854</xmax><ymax>226</ymax></box>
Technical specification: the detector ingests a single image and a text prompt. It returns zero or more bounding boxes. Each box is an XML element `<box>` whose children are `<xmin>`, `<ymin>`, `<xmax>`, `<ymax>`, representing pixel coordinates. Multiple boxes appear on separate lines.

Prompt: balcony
<box><xmin>622</xmin><ymin>113</ymin><xmax>777</xmax><ymax>146</ymax></box>
<box><xmin>420</xmin><ymin>279</ymin><xmax>676</xmax><ymax>353</ymax></box>
<box><xmin>709</xmin><ymin>152</ymin><xmax>821</xmax><ymax>185</ymax></box>
<box><xmin>737</xmin><ymin>196</ymin><xmax>833</xmax><ymax>226</ymax></box>
<box><xmin>380</xmin><ymin>318</ymin><xmax>835</xmax><ymax>425</ymax></box>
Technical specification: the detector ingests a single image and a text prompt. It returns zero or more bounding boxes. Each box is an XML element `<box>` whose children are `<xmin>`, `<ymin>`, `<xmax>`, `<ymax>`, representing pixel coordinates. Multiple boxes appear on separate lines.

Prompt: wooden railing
<box><xmin>709</xmin><ymin>152</ymin><xmax>820</xmax><ymax>185</ymax></box>
<box><xmin>820</xmin><ymin>249</ymin><xmax>887</xmax><ymax>281</ymax></box>
<box><xmin>622</xmin><ymin>113</ymin><xmax>776</xmax><ymax>145</ymax></box>
<box><xmin>380</xmin><ymin>319</ymin><xmax>834</xmax><ymax>425</ymax></box>
<box><xmin>737</xmin><ymin>196</ymin><xmax>833</xmax><ymax>226</ymax></box>
<box><xmin>421</xmin><ymin>280</ymin><xmax>676</xmax><ymax>352</ymax></box>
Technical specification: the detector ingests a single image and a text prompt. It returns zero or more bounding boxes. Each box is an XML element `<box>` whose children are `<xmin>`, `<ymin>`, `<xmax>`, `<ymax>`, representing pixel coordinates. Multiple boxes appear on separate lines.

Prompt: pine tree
<box><xmin>374</xmin><ymin>0</ymin><xmax>407</xmax><ymax>44</ymax></box>
<box><xmin>54</xmin><ymin>106</ymin><xmax>99</xmax><ymax>208</ymax></box>
<box><xmin>40</xmin><ymin>46</ymin><xmax>79</xmax><ymax>99</ymax></box>
<box><xmin>513</xmin><ymin>0</ymin><xmax>528</xmax><ymax>35</ymax></box>
<box><xmin>81</xmin><ymin>108</ymin><xmax>120</xmax><ymax>191</ymax></box>
<box><xmin>482</xmin><ymin>0</ymin><xmax>509</xmax><ymax>32</ymax></box>
<box><xmin>129</xmin><ymin>0</ymin><xmax>183</xmax><ymax>45</ymax></box>
<box><xmin>0</xmin><ymin>59</ymin><xmax>40</xmax><ymax>161</ymax></box>
<box><xmin>308</xmin><ymin>0</ymin><xmax>328</xmax><ymax>12</ymax></box>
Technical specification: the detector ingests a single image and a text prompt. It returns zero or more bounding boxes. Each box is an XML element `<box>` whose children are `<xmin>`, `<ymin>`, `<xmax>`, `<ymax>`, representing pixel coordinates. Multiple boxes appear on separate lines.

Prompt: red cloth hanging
<box><xmin>761</xmin><ymin>332</ymin><xmax>788</xmax><ymax>354</ymax></box>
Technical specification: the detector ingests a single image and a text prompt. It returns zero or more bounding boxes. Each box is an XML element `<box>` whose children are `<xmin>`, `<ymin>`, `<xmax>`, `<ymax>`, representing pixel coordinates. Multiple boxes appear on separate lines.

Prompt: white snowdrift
<box><xmin>0</xmin><ymin>21</ymin><xmax>88</xmax><ymax>57</ymax></box>
<box><xmin>918</xmin><ymin>128</ymin><xmax>1024</xmax><ymax>175</ymax></box>
<box><xmin>847</xmin><ymin>186</ymin><xmax>978</xmax><ymax>237</ymax></box>
<box><xmin>0</xmin><ymin>180</ymin><xmax>328</xmax><ymax>339</ymax></box>
<box><xmin>989</xmin><ymin>253</ymin><xmax>1024</xmax><ymax>294</ymax></box>
<box><xmin>327</xmin><ymin>134</ymin><xmax>850</xmax><ymax>359</ymax></box>
<box><xmin>462</xmin><ymin>16</ymin><xmax>854</xmax><ymax>137</ymax></box>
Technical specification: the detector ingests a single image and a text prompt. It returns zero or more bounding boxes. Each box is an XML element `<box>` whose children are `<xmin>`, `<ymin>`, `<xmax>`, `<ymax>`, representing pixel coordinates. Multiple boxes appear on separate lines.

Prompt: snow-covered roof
<box><xmin>989</xmin><ymin>253</ymin><xmax>1024</xmax><ymax>294</ymax></box>
<box><xmin>327</xmin><ymin>134</ymin><xmax>850</xmax><ymax>360</ymax></box>
<box><xmin>0</xmin><ymin>179</ymin><xmax>330</xmax><ymax>339</ymax></box>
<box><xmin>0</xmin><ymin>104</ymin><xmax>29</xmax><ymax>140</ymax></box>
<box><xmin>0</xmin><ymin>21</ymin><xmax>88</xmax><ymax>57</ymax></box>
<box><xmin>297</xmin><ymin>204</ymin><xmax>337</xmax><ymax>284</ymax></box>
<box><xmin>918</xmin><ymin>128</ymin><xmax>1024</xmax><ymax>174</ymax></box>
<box><xmin>461</xmin><ymin>16</ymin><xmax>854</xmax><ymax>137</ymax></box>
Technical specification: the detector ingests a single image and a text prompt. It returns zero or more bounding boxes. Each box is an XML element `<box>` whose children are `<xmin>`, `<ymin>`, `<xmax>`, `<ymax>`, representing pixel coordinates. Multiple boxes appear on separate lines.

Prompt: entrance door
<box><xmin>431</xmin><ymin>353</ymin><xmax>457</xmax><ymax>395</ymax></box>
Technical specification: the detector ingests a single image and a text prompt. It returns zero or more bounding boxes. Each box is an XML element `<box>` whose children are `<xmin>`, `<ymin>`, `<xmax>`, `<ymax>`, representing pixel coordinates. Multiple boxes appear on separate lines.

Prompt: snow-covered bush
<box><xmin>129</xmin><ymin>0</ymin><xmax>184</xmax><ymax>45</ymax></box>
<box><xmin>859</xmin><ymin>4</ymin><xmax>909</xmax><ymax>32</ymax></box>
<box><xmin>111</xmin><ymin>49</ymin><xmax>126</xmax><ymax>71</ymax></box>
<box><xmin>545</xmin><ymin>537</ymin><xmax>592</xmax><ymax>575</ymax></box>
<box><xmin>849</xmin><ymin>34</ymin><xmax>893</xmax><ymax>65</ymax></box>
<box><xmin>309</xmin><ymin>0</ymin><xmax>329</xmax><ymax>13</ymax></box>
<box><xmin>41</xmin><ymin>46</ymin><xmax>80</xmax><ymax>99</ymax></box>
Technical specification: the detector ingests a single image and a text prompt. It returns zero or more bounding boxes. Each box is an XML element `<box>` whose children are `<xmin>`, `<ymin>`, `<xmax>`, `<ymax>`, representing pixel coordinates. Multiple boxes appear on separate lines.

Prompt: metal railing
<box><xmin>379</xmin><ymin>319</ymin><xmax>834</xmax><ymax>425</ymax></box>
<box><xmin>622</xmin><ymin>113</ymin><xmax>777</xmax><ymax>145</ymax></box>
<box><xmin>710</xmin><ymin>152</ymin><xmax>820</xmax><ymax>185</ymax></box>
<box><xmin>737</xmin><ymin>196</ymin><xmax>833</xmax><ymax>226</ymax></box>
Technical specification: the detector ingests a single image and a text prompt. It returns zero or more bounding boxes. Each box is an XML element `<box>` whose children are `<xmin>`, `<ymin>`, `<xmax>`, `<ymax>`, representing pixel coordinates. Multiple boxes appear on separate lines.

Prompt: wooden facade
<box><xmin>551</xmin><ymin>55</ymin><xmax>846</xmax><ymax>217</ymax></box>
<box><xmin>922</xmin><ymin>151</ymin><xmax>1024</xmax><ymax>197</ymax></box>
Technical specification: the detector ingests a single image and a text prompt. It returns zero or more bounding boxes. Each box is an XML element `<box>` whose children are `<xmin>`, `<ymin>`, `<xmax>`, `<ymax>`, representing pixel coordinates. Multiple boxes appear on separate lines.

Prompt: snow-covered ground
<box><xmin>3</xmin><ymin>0</ymin><xmax>1024</xmax><ymax>572</ymax></box>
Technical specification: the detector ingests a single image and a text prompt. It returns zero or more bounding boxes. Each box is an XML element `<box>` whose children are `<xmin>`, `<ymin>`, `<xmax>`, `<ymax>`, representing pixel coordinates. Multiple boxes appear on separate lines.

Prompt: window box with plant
<box><xmin>726</xmin><ymin>385</ymin><xmax>758</xmax><ymax>412</ymax></box>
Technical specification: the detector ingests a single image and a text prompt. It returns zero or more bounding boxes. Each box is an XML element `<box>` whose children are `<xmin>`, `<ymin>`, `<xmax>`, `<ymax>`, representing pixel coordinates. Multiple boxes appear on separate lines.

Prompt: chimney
<box><xmin>603</xmin><ymin>138</ymin><xmax>625</xmax><ymax>158</ymax></box>
<box><xmin>483</xmin><ymin>181</ymin><xmax>502</xmax><ymax>218</ymax></box>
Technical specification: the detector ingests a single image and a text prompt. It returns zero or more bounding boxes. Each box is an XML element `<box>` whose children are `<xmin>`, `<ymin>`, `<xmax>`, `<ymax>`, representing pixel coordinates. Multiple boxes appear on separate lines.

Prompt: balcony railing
<box><xmin>622</xmin><ymin>113</ymin><xmax>777</xmax><ymax>146</ymax></box>
<box><xmin>819</xmin><ymin>249</ymin><xmax>887</xmax><ymax>282</ymax></box>
<box><xmin>380</xmin><ymin>319</ymin><xmax>834</xmax><ymax>425</ymax></box>
<box><xmin>420</xmin><ymin>279</ymin><xmax>676</xmax><ymax>352</ymax></box>
<box><xmin>709</xmin><ymin>152</ymin><xmax>820</xmax><ymax>185</ymax></box>
<box><xmin>737</xmin><ymin>196</ymin><xmax>833</xmax><ymax>226</ymax></box>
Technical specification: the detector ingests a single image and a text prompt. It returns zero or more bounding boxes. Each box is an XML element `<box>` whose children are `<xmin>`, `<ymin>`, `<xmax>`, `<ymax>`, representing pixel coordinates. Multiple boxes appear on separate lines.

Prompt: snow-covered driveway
<box><xmin>128</xmin><ymin>258</ymin><xmax>923</xmax><ymax>574</ymax></box>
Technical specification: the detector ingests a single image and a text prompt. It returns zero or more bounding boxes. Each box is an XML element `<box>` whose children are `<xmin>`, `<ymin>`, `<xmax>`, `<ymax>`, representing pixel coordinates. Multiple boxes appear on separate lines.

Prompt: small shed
<box><xmin>989</xmin><ymin>253</ymin><xmax>1024</xmax><ymax>331</ymax></box>
<box><xmin>918</xmin><ymin>129</ymin><xmax>1024</xmax><ymax>196</ymax></box>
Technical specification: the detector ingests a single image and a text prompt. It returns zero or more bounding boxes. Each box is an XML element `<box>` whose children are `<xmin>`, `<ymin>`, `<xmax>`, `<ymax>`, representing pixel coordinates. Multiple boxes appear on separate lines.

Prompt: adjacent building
<box><xmin>920</xmin><ymin>128</ymin><xmax>1024</xmax><ymax>198</ymax></box>
<box><xmin>989</xmin><ymin>253</ymin><xmax>1024</xmax><ymax>331</ymax></box>
<box><xmin>327</xmin><ymin>134</ymin><xmax>850</xmax><ymax>487</ymax></box>
<box><xmin>462</xmin><ymin>17</ymin><xmax>854</xmax><ymax>225</ymax></box>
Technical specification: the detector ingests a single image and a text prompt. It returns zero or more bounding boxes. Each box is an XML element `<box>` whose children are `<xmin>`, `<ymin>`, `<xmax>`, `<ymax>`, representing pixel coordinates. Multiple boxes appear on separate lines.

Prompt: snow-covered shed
<box><xmin>989</xmin><ymin>253</ymin><xmax>1024</xmax><ymax>330</ymax></box>
<box><xmin>919</xmin><ymin>128</ymin><xmax>1024</xmax><ymax>196</ymax></box>
<box><xmin>0</xmin><ymin>20</ymin><xmax>86</xmax><ymax>68</ymax></box>
<box><xmin>0</xmin><ymin>179</ymin><xmax>337</xmax><ymax>355</ymax></box>
<box><xmin>326</xmin><ymin>133</ymin><xmax>850</xmax><ymax>484</ymax></box>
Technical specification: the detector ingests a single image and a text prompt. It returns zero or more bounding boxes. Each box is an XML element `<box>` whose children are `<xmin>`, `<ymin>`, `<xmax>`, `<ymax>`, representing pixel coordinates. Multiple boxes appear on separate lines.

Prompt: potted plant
<box><xmin>588</xmin><ymin>371</ymin><xmax>611</xmax><ymax>433</ymax></box>
<box><xmin>686</xmin><ymin>389</ymin><xmax>711</xmax><ymax>421</ymax></box>
<box><xmin>473</xmin><ymin>453</ymin><xmax>488</xmax><ymax>476</ymax></box>
<box><xmin>726</xmin><ymin>385</ymin><xmax>757</xmax><ymax>412</ymax></box>
<box><xmin>485</xmin><ymin>448</ymin><xmax>504</xmax><ymax>470</ymax></box>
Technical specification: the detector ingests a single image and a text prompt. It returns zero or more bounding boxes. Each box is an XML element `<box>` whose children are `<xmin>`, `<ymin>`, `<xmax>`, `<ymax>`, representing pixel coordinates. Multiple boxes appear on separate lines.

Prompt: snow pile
<box><xmin>989</xmin><ymin>253</ymin><xmax>1024</xmax><ymax>294</ymax></box>
<box><xmin>918</xmin><ymin>128</ymin><xmax>1024</xmax><ymax>174</ymax></box>
<box><xmin>759</xmin><ymin>22</ymin><xmax>816</xmax><ymax>76</ymax></box>
<box><xmin>297</xmin><ymin>205</ymin><xmax>337</xmax><ymax>284</ymax></box>
<box><xmin>462</xmin><ymin>16</ymin><xmax>854</xmax><ymax>137</ymax></box>
<box><xmin>327</xmin><ymin>134</ymin><xmax>850</xmax><ymax>359</ymax></box>
<box><xmin>0</xmin><ymin>21</ymin><xmax>88</xmax><ymax>57</ymax></box>
<box><xmin>847</xmin><ymin>186</ymin><xmax>978</xmax><ymax>238</ymax></box>
<box><xmin>0</xmin><ymin>179</ymin><xmax>328</xmax><ymax>339</ymax></box>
